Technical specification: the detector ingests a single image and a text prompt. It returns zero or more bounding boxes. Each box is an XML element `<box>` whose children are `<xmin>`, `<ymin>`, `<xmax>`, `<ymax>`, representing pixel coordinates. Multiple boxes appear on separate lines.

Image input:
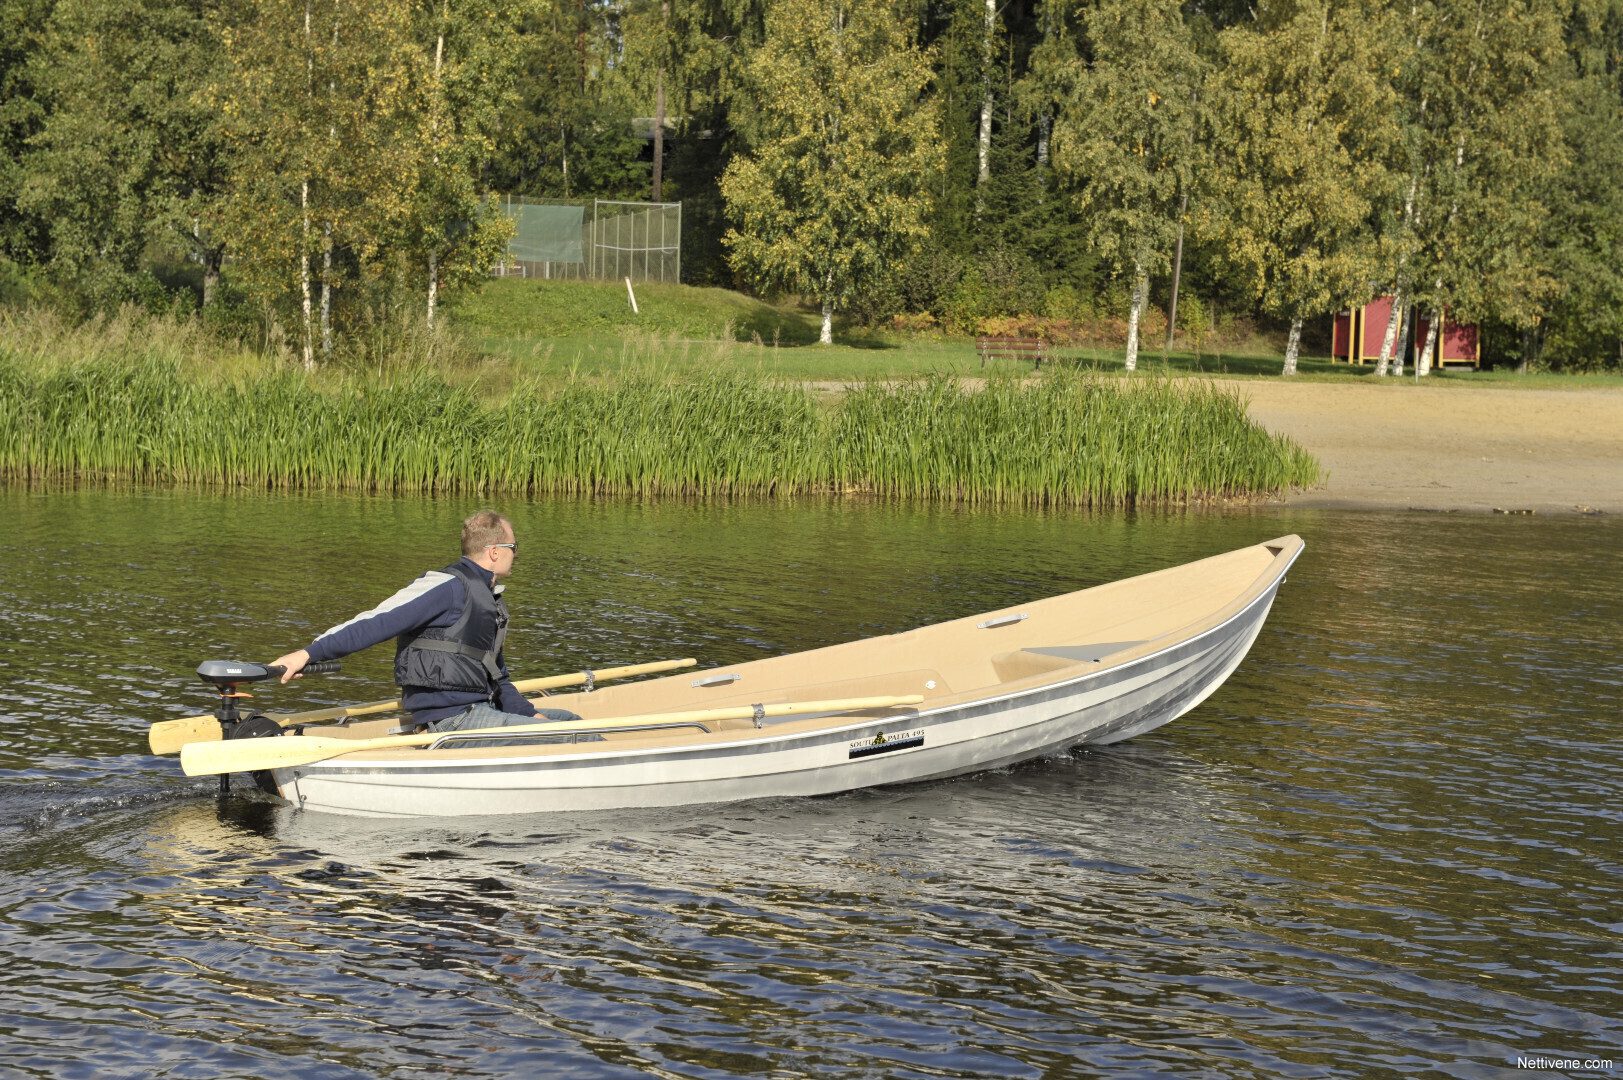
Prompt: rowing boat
<box><xmin>226</xmin><ymin>535</ymin><xmax>1303</xmax><ymax>817</ymax></box>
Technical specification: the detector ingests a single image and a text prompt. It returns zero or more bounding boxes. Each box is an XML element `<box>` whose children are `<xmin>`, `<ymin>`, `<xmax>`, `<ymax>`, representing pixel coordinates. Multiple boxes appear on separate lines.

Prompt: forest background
<box><xmin>1</xmin><ymin>0</ymin><xmax>1620</xmax><ymax>374</ymax></box>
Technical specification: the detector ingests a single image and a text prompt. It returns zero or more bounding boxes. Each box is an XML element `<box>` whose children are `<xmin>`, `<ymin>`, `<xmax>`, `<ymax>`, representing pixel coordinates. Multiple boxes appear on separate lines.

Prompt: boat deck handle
<box><xmin>692</xmin><ymin>673</ymin><xmax>742</xmax><ymax>687</ymax></box>
<box><xmin>977</xmin><ymin>613</ymin><xmax>1029</xmax><ymax>630</ymax></box>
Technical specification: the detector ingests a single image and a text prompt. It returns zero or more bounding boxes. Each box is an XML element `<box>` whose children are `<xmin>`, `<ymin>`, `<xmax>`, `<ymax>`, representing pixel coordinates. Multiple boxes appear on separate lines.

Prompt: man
<box><xmin>270</xmin><ymin>510</ymin><xmax>581</xmax><ymax>738</ymax></box>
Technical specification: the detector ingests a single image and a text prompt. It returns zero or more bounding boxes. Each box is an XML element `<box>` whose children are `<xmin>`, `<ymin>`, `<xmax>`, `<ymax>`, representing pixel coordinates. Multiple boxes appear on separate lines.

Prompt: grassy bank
<box><xmin>453</xmin><ymin>277</ymin><xmax>1316</xmax><ymax>380</ymax></box>
<box><xmin>0</xmin><ymin>358</ymin><xmax>1321</xmax><ymax>505</ymax></box>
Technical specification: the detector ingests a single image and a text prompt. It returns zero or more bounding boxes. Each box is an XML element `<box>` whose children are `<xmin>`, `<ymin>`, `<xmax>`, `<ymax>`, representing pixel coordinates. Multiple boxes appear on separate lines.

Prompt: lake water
<box><xmin>0</xmin><ymin>490</ymin><xmax>1618</xmax><ymax>1078</ymax></box>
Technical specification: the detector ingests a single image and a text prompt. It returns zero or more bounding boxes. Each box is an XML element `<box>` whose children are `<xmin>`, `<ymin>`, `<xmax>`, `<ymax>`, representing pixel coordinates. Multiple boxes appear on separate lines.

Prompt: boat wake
<box><xmin>0</xmin><ymin>775</ymin><xmax>220</xmax><ymax>838</ymax></box>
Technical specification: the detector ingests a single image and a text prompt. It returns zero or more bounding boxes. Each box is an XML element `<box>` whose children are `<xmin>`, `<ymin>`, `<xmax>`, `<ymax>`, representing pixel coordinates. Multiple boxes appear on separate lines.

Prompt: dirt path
<box><xmin>1230</xmin><ymin>380</ymin><xmax>1623</xmax><ymax>514</ymax></box>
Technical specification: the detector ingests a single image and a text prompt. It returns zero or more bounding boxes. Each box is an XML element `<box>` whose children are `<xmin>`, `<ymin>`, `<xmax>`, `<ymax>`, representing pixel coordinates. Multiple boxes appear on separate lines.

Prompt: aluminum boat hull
<box><xmin>271</xmin><ymin>536</ymin><xmax>1302</xmax><ymax>817</ymax></box>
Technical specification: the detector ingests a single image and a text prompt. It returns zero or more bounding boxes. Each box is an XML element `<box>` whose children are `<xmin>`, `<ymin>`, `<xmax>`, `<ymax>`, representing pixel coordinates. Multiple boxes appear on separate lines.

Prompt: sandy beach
<box><xmin>1233</xmin><ymin>380</ymin><xmax>1623</xmax><ymax>514</ymax></box>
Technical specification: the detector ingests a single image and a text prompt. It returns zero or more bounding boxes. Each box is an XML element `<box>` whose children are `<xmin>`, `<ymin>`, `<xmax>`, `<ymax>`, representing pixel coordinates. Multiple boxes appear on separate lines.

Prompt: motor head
<box><xmin>197</xmin><ymin>661</ymin><xmax>274</xmax><ymax>686</ymax></box>
<box><xmin>196</xmin><ymin>659</ymin><xmax>342</xmax><ymax>686</ymax></box>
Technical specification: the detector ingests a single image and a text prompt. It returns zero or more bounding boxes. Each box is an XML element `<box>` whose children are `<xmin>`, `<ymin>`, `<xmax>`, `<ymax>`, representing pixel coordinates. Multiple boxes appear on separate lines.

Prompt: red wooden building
<box><xmin>1333</xmin><ymin>297</ymin><xmax>1480</xmax><ymax>368</ymax></box>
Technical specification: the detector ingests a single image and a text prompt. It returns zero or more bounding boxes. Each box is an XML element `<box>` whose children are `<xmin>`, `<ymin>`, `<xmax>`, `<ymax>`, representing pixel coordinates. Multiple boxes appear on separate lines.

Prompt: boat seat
<box><xmin>991</xmin><ymin>643</ymin><xmax>1147</xmax><ymax>682</ymax></box>
<box><xmin>1026</xmin><ymin>643</ymin><xmax>1146</xmax><ymax>663</ymax></box>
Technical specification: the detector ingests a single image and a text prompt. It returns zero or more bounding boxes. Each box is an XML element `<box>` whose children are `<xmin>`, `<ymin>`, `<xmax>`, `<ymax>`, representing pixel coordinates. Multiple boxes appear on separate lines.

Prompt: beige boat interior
<box><xmin>295</xmin><ymin>535</ymin><xmax>1300</xmax><ymax>764</ymax></box>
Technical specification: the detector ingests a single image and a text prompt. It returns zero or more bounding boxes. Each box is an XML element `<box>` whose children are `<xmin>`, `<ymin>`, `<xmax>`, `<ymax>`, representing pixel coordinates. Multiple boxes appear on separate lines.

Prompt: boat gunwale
<box><xmin>287</xmin><ymin>535</ymin><xmax>1303</xmax><ymax>778</ymax></box>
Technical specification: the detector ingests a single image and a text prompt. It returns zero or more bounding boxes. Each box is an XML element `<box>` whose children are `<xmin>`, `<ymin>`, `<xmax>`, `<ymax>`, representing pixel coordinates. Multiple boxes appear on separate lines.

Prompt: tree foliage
<box><xmin>719</xmin><ymin>0</ymin><xmax>939</xmax><ymax>343</ymax></box>
<box><xmin>2</xmin><ymin>0</ymin><xmax>1622</xmax><ymax>369</ymax></box>
<box><xmin>1045</xmin><ymin>0</ymin><xmax>1202</xmax><ymax>369</ymax></box>
<box><xmin>14</xmin><ymin>0</ymin><xmax>229</xmax><ymax>309</ymax></box>
<box><xmin>1202</xmin><ymin>0</ymin><xmax>1395</xmax><ymax>374</ymax></box>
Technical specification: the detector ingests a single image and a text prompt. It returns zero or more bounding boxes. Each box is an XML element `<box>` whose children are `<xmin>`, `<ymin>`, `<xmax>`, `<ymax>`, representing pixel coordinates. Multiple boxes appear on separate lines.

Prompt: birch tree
<box><xmin>1047</xmin><ymin>0</ymin><xmax>1201</xmax><ymax>371</ymax></box>
<box><xmin>720</xmin><ymin>0</ymin><xmax>939</xmax><ymax>345</ymax></box>
<box><xmin>411</xmin><ymin>0</ymin><xmax>524</xmax><ymax>332</ymax></box>
<box><xmin>975</xmin><ymin>0</ymin><xmax>999</xmax><ymax>209</ymax></box>
<box><xmin>1204</xmin><ymin>0</ymin><xmax>1394</xmax><ymax>375</ymax></box>
<box><xmin>1376</xmin><ymin>0</ymin><xmax>1566</xmax><ymax>375</ymax></box>
<box><xmin>213</xmin><ymin>0</ymin><xmax>421</xmax><ymax>366</ymax></box>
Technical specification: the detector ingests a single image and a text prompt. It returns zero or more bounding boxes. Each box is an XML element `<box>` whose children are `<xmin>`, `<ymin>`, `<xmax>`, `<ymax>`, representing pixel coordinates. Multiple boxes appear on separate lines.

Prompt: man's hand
<box><xmin>270</xmin><ymin>649</ymin><xmax>311</xmax><ymax>684</ymax></box>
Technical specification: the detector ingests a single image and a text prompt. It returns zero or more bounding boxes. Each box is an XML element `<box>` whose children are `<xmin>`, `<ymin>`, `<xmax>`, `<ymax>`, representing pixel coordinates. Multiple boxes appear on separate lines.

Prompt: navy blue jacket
<box><xmin>304</xmin><ymin>557</ymin><xmax>536</xmax><ymax>725</ymax></box>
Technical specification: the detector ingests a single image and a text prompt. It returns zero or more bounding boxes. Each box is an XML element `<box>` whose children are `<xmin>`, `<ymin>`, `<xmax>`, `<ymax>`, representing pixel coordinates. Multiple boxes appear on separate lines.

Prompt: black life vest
<box><xmin>393</xmin><ymin>561</ymin><xmax>510</xmax><ymax>697</ymax></box>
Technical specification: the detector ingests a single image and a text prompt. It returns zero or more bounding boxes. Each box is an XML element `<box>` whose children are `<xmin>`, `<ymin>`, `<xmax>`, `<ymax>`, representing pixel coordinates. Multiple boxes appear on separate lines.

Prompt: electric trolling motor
<box><xmin>196</xmin><ymin>659</ymin><xmax>342</xmax><ymax>793</ymax></box>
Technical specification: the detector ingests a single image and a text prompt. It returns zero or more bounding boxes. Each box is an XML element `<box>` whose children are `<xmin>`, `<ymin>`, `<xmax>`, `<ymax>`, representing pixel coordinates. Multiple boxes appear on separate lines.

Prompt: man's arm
<box><xmin>494</xmin><ymin>680</ymin><xmax>538</xmax><ymax>716</ymax></box>
<box><xmin>492</xmin><ymin>648</ymin><xmax>537</xmax><ymax>716</ymax></box>
<box><xmin>271</xmin><ymin>572</ymin><xmax>463</xmax><ymax>683</ymax></box>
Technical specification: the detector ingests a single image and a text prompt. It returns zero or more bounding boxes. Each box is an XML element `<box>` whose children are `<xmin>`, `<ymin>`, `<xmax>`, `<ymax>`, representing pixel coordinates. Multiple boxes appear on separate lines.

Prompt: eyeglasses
<box><xmin>491</xmin><ymin>542</ymin><xmax>517</xmax><ymax>553</ymax></box>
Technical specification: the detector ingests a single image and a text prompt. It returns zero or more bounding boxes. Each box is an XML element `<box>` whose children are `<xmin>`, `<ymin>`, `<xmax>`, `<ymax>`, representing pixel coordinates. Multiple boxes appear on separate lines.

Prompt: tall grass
<box><xmin>0</xmin><ymin>352</ymin><xmax>1320</xmax><ymax>504</ymax></box>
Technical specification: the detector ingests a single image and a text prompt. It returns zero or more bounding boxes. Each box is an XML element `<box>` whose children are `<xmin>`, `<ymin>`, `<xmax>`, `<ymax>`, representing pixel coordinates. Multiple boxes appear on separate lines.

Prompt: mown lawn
<box><xmin>449</xmin><ymin>277</ymin><xmax>1320</xmax><ymax>381</ymax></box>
<box><xmin>451</xmin><ymin>277</ymin><xmax>1623</xmax><ymax>387</ymax></box>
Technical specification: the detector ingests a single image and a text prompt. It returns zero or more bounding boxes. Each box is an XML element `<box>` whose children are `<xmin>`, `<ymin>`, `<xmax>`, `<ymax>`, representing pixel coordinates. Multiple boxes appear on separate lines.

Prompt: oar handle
<box><xmin>265</xmin><ymin>661</ymin><xmax>342</xmax><ymax>678</ymax></box>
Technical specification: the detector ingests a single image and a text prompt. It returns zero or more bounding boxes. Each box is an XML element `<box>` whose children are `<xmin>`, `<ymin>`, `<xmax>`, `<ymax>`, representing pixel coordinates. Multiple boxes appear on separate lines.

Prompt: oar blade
<box><xmin>149</xmin><ymin>716</ymin><xmax>223</xmax><ymax>756</ymax></box>
<box><xmin>181</xmin><ymin>735</ymin><xmax>358</xmax><ymax>777</ymax></box>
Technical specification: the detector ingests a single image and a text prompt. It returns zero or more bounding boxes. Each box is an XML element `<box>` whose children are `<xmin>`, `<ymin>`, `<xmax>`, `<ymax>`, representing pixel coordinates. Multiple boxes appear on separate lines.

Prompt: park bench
<box><xmin>976</xmin><ymin>336</ymin><xmax>1048</xmax><ymax>370</ymax></box>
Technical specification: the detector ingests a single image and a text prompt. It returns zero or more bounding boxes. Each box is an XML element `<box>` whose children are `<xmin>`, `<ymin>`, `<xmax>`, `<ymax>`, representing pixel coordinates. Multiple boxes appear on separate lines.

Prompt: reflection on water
<box><xmin>1</xmin><ymin>490</ymin><xmax>1619</xmax><ymax>1078</ymax></box>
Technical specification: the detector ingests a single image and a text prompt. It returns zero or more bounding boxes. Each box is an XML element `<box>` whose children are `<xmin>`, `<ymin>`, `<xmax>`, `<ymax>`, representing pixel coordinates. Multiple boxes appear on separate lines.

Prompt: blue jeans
<box><xmin>429</xmin><ymin>701</ymin><xmax>598</xmax><ymax>747</ymax></box>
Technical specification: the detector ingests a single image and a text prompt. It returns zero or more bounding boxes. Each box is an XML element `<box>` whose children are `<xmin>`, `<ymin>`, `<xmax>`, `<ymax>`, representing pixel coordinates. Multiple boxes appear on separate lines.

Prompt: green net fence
<box><xmin>495</xmin><ymin>197</ymin><xmax>681</xmax><ymax>283</ymax></box>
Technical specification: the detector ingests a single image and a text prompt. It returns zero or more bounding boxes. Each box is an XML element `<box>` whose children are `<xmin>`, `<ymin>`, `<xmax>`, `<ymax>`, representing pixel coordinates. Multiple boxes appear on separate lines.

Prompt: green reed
<box><xmin>0</xmin><ymin>359</ymin><xmax>1320</xmax><ymax>505</ymax></box>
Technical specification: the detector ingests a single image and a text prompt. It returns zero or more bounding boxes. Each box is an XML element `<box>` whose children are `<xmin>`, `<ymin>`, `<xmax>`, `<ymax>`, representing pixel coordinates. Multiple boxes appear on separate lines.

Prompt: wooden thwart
<box><xmin>179</xmin><ymin>694</ymin><xmax>927</xmax><ymax>776</ymax></box>
<box><xmin>147</xmin><ymin>658</ymin><xmax>697</xmax><ymax>755</ymax></box>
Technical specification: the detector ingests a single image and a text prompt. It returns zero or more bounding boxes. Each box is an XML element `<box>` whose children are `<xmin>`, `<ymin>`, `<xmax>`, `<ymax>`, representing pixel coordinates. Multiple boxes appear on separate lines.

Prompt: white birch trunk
<box><xmin>321</xmin><ymin>16</ymin><xmax>336</xmax><ymax>357</ymax></box>
<box><xmin>1282</xmin><ymin>316</ymin><xmax>1302</xmax><ymax>376</ymax></box>
<box><xmin>1034</xmin><ymin>6</ymin><xmax>1051</xmax><ymax>203</ymax></box>
<box><xmin>1374</xmin><ymin>286</ymin><xmax>1403</xmax><ymax>377</ymax></box>
<box><xmin>300</xmin><ymin>180</ymin><xmax>313</xmax><ymax>371</ymax></box>
<box><xmin>1035</xmin><ymin>112</ymin><xmax>1049</xmax><ymax>204</ymax></box>
<box><xmin>427</xmin><ymin>251</ymin><xmax>439</xmax><ymax>331</ymax></box>
<box><xmin>1376</xmin><ymin>176</ymin><xmax>1419</xmax><ymax>376</ymax></box>
<box><xmin>1418</xmin><ymin>311</ymin><xmax>1439</xmax><ymax>376</ymax></box>
<box><xmin>976</xmin><ymin>0</ymin><xmax>994</xmax><ymax>196</ymax></box>
<box><xmin>820</xmin><ymin>300</ymin><xmax>833</xmax><ymax>345</ymax></box>
<box><xmin>1124</xmin><ymin>263</ymin><xmax>1145</xmax><ymax>372</ymax></box>
<box><xmin>320</xmin><ymin>226</ymin><xmax>332</xmax><ymax>357</ymax></box>
<box><xmin>300</xmin><ymin>0</ymin><xmax>314</xmax><ymax>371</ymax></box>
<box><xmin>1391</xmin><ymin>304</ymin><xmax>1407</xmax><ymax>377</ymax></box>
<box><xmin>426</xmin><ymin>8</ymin><xmax>446</xmax><ymax>331</ymax></box>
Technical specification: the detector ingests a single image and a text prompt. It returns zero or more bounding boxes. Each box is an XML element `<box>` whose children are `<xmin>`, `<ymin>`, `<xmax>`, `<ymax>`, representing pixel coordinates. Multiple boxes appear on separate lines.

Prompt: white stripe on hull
<box><xmin>275</xmin><ymin>583</ymin><xmax>1282</xmax><ymax>818</ymax></box>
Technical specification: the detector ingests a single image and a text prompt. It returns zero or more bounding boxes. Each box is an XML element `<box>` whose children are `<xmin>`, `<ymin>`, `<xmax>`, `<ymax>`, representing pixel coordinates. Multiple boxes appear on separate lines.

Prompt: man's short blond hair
<box><xmin>462</xmin><ymin>510</ymin><xmax>513</xmax><ymax>556</ymax></box>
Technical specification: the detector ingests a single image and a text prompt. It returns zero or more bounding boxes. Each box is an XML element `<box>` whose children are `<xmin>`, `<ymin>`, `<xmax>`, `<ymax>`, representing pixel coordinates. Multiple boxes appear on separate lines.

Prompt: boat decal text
<box><xmin>848</xmin><ymin>729</ymin><xmax>925</xmax><ymax>760</ymax></box>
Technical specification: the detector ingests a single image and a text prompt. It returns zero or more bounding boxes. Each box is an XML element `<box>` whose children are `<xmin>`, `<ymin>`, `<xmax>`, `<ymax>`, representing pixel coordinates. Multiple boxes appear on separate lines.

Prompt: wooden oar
<box><xmin>180</xmin><ymin>694</ymin><xmax>926</xmax><ymax>777</ymax></box>
<box><xmin>148</xmin><ymin>658</ymin><xmax>697</xmax><ymax>755</ymax></box>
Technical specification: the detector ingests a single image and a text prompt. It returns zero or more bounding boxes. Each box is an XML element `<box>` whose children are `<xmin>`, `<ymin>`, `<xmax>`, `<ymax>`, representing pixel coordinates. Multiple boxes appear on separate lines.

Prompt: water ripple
<box><xmin>1</xmin><ymin>494</ymin><xmax>1620</xmax><ymax>1077</ymax></box>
